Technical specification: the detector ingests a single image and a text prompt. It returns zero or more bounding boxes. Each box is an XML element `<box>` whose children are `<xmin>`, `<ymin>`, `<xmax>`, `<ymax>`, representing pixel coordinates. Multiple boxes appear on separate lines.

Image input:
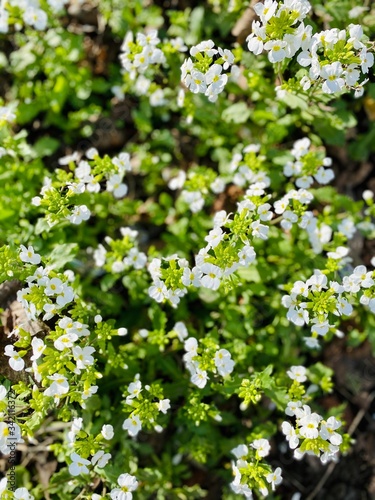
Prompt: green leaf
<box><xmin>35</xmin><ymin>218</ymin><xmax>52</xmax><ymax>235</ymax></box>
<box><xmin>33</xmin><ymin>137</ymin><xmax>60</xmax><ymax>157</ymax></box>
<box><xmin>236</xmin><ymin>267</ymin><xmax>261</xmax><ymax>283</ymax></box>
<box><xmin>222</xmin><ymin>102</ymin><xmax>251</xmax><ymax>124</ymax></box>
<box><xmin>48</xmin><ymin>243</ymin><xmax>78</xmax><ymax>270</ymax></box>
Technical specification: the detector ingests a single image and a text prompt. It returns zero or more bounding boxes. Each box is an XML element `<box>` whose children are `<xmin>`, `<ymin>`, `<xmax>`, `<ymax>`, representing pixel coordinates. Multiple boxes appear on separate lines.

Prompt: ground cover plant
<box><xmin>0</xmin><ymin>0</ymin><xmax>375</xmax><ymax>498</ymax></box>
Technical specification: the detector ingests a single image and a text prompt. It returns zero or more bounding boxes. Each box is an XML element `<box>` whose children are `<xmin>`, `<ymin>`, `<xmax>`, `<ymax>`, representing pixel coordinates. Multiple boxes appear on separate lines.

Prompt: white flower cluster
<box><xmin>120</xmin><ymin>30</ymin><xmax>166</xmax><ymax>81</ymax></box>
<box><xmin>0</xmin><ymin>0</ymin><xmax>69</xmax><ymax>33</ymax></box>
<box><xmin>181</xmin><ymin>40</ymin><xmax>235</xmax><ymax>102</ymax></box>
<box><xmin>283</xmin><ymin>137</ymin><xmax>334</xmax><ymax>188</ymax></box>
<box><xmin>282</xmin><ymin>402</ymin><xmax>342</xmax><ymax>463</ymax></box>
<box><xmin>297</xmin><ymin>24</ymin><xmax>373</xmax><ymax>96</ymax></box>
<box><xmin>93</xmin><ymin>227</ymin><xmax>147</xmax><ymax>274</ymax></box>
<box><xmin>179</xmin><ymin>171</ymin><xmax>226</xmax><ymax>213</ymax></box>
<box><xmin>148</xmin><ymin>195</ymin><xmax>269</xmax><ymax>305</ymax></box>
<box><xmin>229</xmin><ymin>144</ymin><xmax>271</xmax><ymax>188</ymax></box>
<box><xmin>17</xmin><ymin>246</ymin><xmax>75</xmax><ymax>321</ymax></box>
<box><xmin>70</xmin><ymin>149</ymin><xmax>131</xmax><ymax>200</ymax></box>
<box><xmin>283</xmin><ymin>266</ymin><xmax>375</xmax><ymax>347</ymax></box>
<box><xmin>247</xmin><ymin>0</ymin><xmax>373</xmax><ymax>95</ymax></box>
<box><xmin>246</xmin><ymin>0</ymin><xmax>311</xmax><ymax>61</ymax></box>
<box><xmin>148</xmin><ymin>255</ymin><xmax>190</xmax><ymax>307</ymax></box>
<box><xmin>273</xmin><ymin>187</ymin><xmax>335</xmax><ymax>252</ymax></box>
<box><xmin>230</xmin><ymin>441</ymin><xmax>282</xmax><ymax>498</ymax></box>
<box><xmin>29</xmin><ymin>316</ymin><xmax>96</xmax><ymax>405</ymax></box>
<box><xmin>10</xmin><ymin>245</ymin><xmax>100</xmax><ymax>406</ymax></box>
<box><xmin>183</xmin><ymin>337</ymin><xmax>235</xmax><ymax>388</ymax></box>
<box><xmin>122</xmin><ymin>375</ymin><xmax>171</xmax><ymax>437</ymax></box>
<box><xmin>0</xmin><ymin>478</ymin><xmax>34</xmax><ymax>500</ymax></box>
<box><xmin>31</xmin><ymin>173</ymin><xmax>91</xmax><ymax>226</ymax></box>
<box><xmin>67</xmin><ymin>420</ymin><xmax>113</xmax><ymax>476</ymax></box>
<box><xmin>32</xmin><ymin>149</ymin><xmax>134</xmax><ymax>227</ymax></box>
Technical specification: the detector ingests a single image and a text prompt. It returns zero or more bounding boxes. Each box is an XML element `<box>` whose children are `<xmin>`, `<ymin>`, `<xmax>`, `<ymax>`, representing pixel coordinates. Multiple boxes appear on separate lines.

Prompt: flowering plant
<box><xmin>0</xmin><ymin>0</ymin><xmax>374</xmax><ymax>498</ymax></box>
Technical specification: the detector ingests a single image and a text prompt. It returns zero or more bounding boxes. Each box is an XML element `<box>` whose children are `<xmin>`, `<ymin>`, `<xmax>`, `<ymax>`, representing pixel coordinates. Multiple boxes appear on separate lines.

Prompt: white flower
<box><xmin>188</xmin><ymin>71</ymin><xmax>207</xmax><ymax>94</ymax></box>
<box><xmin>44</xmin><ymin>277</ymin><xmax>64</xmax><ymax>296</ymax></box>
<box><xmin>148</xmin><ymin>279</ymin><xmax>168</xmax><ymax>302</ymax></box>
<box><xmin>274</xmin><ymin>197</ymin><xmax>289</xmax><ymax>214</ymax></box>
<box><xmin>190</xmin><ymin>39</ymin><xmax>217</xmax><ymax>57</ymax></box>
<box><xmin>246</xmin><ymin>22</ymin><xmax>266</xmax><ymax>55</ymax></box>
<box><xmin>251</xmin><ymin>438</ymin><xmax>270</xmax><ymax>458</ymax></box>
<box><xmin>4</xmin><ymin>345</ymin><xmax>25</xmax><ymax>371</ymax></box>
<box><xmin>205</xmin><ymin>64</ymin><xmax>228</xmax><ymax>94</ymax></box>
<box><xmin>205</xmin><ymin>227</ymin><xmax>224</xmax><ymax>249</ymax></box>
<box><xmin>218</xmin><ymin>47</ymin><xmax>234</xmax><ymax>69</ymax></box>
<box><xmin>73</xmin><ymin>346</ymin><xmax>95</xmax><ymax>369</ymax></box>
<box><xmin>200</xmin><ymin>263</ymin><xmax>222</xmax><ymax>290</ymax></box>
<box><xmin>254</xmin><ymin>0</ymin><xmax>277</xmax><ymax>22</ymax></box>
<box><xmin>360</xmin><ymin>49</ymin><xmax>374</xmax><ymax>74</ymax></box>
<box><xmin>181</xmin><ymin>266</ymin><xmax>202</xmax><ymax>287</ymax></box>
<box><xmin>126</xmin><ymin>380</ymin><xmax>142</xmax><ymax>403</ymax></box>
<box><xmin>19</xmin><ymin>245</ymin><xmax>41</xmax><ymax>265</ymax></box>
<box><xmin>107</xmin><ymin>174</ymin><xmax>128</xmax><ymax>198</ymax></box>
<box><xmin>14</xmin><ymin>487</ymin><xmax>34</xmax><ymax>500</ymax></box>
<box><xmin>182</xmin><ymin>190</ymin><xmax>205</xmax><ymax>212</ymax></box>
<box><xmin>53</xmin><ymin>333</ymin><xmax>77</xmax><ymax>351</ymax></box>
<box><xmin>23</xmin><ymin>8</ymin><xmax>48</xmax><ymax>30</ymax></box>
<box><xmin>266</xmin><ymin>467</ymin><xmax>282</xmax><ymax>491</ymax></box>
<box><xmin>170</xmin><ymin>36</ymin><xmax>188</xmax><ymax>52</ymax></box>
<box><xmin>320</xmin><ymin>416</ymin><xmax>342</xmax><ymax>445</ymax></box>
<box><xmin>98</xmin><ymin>425</ymin><xmax>114</xmax><ymax>441</ymax></box>
<box><xmin>191</xmin><ymin>369</ymin><xmax>208</xmax><ymax>388</ymax></box>
<box><xmin>288</xmin><ymin>307</ymin><xmax>309</xmax><ymax>326</ymax></box>
<box><xmin>82</xmin><ymin>385</ymin><xmax>98</xmax><ymax>400</ymax></box>
<box><xmin>281</xmin><ymin>421</ymin><xmax>299</xmax><ymax>448</ymax></box>
<box><xmin>0</xmin><ymin>478</ymin><xmax>7</xmax><ymax>495</ymax></box>
<box><xmin>349</xmin><ymin>6</ymin><xmax>369</xmax><ymax>19</ymax></box>
<box><xmin>257</xmin><ymin>203</ymin><xmax>273</xmax><ymax>221</ymax></box>
<box><xmin>122</xmin><ymin>415</ymin><xmax>142</xmax><ymax>437</ymax></box>
<box><xmin>67</xmin><ymin>205</ymin><xmax>91</xmax><ymax>225</ymax></box>
<box><xmin>91</xmin><ymin>450</ymin><xmax>111</xmax><ymax>468</ymax></box>
<box><xmin>210</xmin><ymin>177</ymin><xmax>225</xmax><ymax>194</ymax></box>
<box><xmin>285</xmin><ymin>401</ymin><xmax>303</xmax><ymax>417</ymax></box>
<box><xmin>281</xmin><ymin>210</ymin><xmax>298</xmax><ymax>230</ymax></box>
<box><xmin>314</xmin><ymin>167</ymin><xmax>334</xmax><ymax>184</ymax></box>
<box><xmin>150</xmin><ymin>89</ymin><xmax>167</xmax><ymax>106</ymax></box>
<box><xmin>44</xmin><ymin>374</ymin><xmax>69</xmax><ymax>398</ymax></box>
<box><xmin>113</xmin><ymin>152</ymin><xmax>131</xmax><ymax>173</ymax></box>
<box><xmin>56</xmin><ymin>284</ymin><xmax>75</xmax><ymax>307</ymax></box>
<box><xmin>110</xmin><ymin>473</ymin><xmax>139</xmax><ymax>500</ymax></box>
<box><xmin>214</xmin><ymin>349</ymin><xmax>235</xmax><ymax>376</ymax></box>
<box><xmin>321</xmin><ymin>62</ymin><xmax>345</xmax><ymax>94</ymax></box>
<box><xmin>158</xmin><ymin>399</ymin><xmax>171</xmax><ymax>414</ymax></box>
<box><xmin>250</xmin><ymin>220</ymin><xmax>269</xmax><ymax>240</ymax></box>
<box><xmin>0</xmin><ymin>386</ymin><xmax>6</xmax><ymax>401</ymax></box>
<box><xmin>0</xmin><ymin>103</ymin><xmax>15</xmax><ymax>121</ymax></box>
<box><xmin>298</xmin><ymin>413</ymin><xmax>321</xmax><ymax>439</ymax></box>
<box><xmin>238</xmin><ymin>245</ymin><xmax>256</xmax><ymax>266</ymax></box>
<box><xmin>291</xmin><ymin>280</ymin><xmax>309</xmax><ymax>297</ymax></box>
<box><xmin>287</xmin><ymin>365</ymin><xmax>307</xmax><ymax>383</ymax></box>
<box><xmin>69</xmin><ymin>452</ymin><xmax>90</xmax><ymax>476</ymax></box>
<box><xmin>264</xmin><ymin>40</ymin><xmax>287</xmax><ymax>63</ymax></box>
<box><xmin>338</xmin><ymin>218</ymin><xmax>356</xmax><ymax>239</ymax></box>
<box><xmin>173</xmin><ymin>322</ymin><xmax>188</xmax><ymax>341</ymax></box>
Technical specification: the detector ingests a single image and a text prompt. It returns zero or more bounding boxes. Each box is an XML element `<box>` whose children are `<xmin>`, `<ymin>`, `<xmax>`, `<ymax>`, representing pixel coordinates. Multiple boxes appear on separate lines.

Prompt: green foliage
<box><xmin>0</xmin><ymin>0</ymin><xmax>374</xmax><ymax>499</ymax></box>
